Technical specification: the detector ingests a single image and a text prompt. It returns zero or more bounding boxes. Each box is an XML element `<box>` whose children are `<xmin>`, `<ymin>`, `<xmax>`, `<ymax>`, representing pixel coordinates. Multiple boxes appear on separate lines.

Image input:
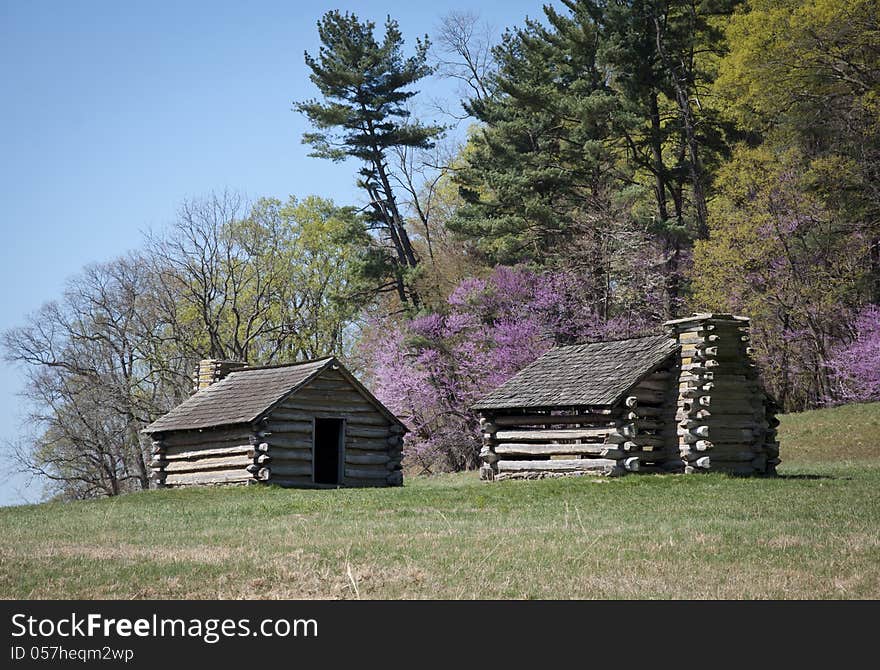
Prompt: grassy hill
<box><xmin>1</xmin><ymin>402</ymin><xmax>879</xmax><ymax>599</ymax></box>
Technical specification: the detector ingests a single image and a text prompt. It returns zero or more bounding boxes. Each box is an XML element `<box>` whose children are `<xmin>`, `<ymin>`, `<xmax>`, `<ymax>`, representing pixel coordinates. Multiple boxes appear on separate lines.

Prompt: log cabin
<box><xmin>142</xmin><ymin>357</ymin><xmax>406</xmax><ymax>489</ymax></box>
<box><xmin>473</xmin><ymin>313</ymin><xmax>780</xmax><ymax>480</ymax></box>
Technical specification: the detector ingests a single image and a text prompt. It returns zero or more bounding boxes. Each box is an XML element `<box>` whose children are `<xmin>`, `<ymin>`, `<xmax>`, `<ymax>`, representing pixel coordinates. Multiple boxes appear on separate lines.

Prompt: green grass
<box><xmin>1</xmin><ymin>403</ymin><xmax>879</xmax><ymax>599</ymax></box>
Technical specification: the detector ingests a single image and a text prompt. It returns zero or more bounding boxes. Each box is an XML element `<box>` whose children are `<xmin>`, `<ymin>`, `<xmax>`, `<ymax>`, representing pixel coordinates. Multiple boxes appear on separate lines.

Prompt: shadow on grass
<box><xmin>714</xmin><ymin>472</ymin><xmax>839</xmax><ymax>481</ymax></box>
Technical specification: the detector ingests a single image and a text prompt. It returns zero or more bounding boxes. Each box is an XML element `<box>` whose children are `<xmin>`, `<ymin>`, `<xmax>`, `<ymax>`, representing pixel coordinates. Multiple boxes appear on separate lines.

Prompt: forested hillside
<box><xmin>4</xmin><ymin>0</ymin><xmax>878</xmax><ymax>499</ymax></box>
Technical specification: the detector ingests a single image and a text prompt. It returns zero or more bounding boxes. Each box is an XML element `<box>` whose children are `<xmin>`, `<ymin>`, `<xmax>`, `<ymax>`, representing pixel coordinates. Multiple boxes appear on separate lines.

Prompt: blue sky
<box><xmin>0</xmin><ymin>0</ymin><xmax>544</xmax><ymax>504</ymax></box>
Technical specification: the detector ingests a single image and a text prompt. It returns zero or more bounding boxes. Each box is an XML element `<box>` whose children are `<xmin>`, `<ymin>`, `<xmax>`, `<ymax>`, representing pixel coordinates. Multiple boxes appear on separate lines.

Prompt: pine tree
<box><xmin>296</xmin><ymin>11</ymin><xmax>445</xmax><ymax>308</ymax></box>
<box><xmin>451</xmin><ymin>0</ymin><xmax>738</xmax><ymax>315</ymax></box>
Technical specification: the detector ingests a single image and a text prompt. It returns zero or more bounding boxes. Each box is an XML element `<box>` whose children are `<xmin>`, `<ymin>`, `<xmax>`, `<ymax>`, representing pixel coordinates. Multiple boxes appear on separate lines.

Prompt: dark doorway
<box><xmin>314</xmin><ymin>418</ymin><xmax>343</xmax><ymax>485</ymax></box>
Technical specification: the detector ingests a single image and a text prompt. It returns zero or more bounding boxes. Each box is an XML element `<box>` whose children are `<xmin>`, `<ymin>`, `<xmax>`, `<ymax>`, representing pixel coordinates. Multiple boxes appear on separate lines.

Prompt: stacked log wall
<box><xmin>478</xmin><ymin>408</ymin><xmax>642</xmax><ymax>480</ymax></box>
<box><xmin>666</xmin><ymin>314</ymin><xmax>780</xmax><ymax>475</ymax></box>
<box><xmin>621</xmin><ymin>356</ymin><xmax>684</xmax><ymax>473</ymax></box>
<box><xmin>149</xmin><ymin>426</ymin><xmax>265</xmax><ymax>488</ymax></box>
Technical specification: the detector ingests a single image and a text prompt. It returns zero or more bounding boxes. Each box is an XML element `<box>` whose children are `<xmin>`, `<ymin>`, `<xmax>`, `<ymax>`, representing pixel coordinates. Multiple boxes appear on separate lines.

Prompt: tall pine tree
<box><xmin>296</xmin><ymin>11</ymin><xmax>444</xmax><ymax>308</ymax></box>
<box><xmin>451</xmin><ymin>0</ymin><xmax>738</xmax><ymax>316</ymax></box>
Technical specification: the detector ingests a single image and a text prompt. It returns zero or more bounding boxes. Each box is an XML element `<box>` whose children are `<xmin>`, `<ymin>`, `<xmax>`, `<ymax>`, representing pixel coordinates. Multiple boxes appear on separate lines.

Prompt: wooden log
<box><xmin>643</xmin><ymin>370</ymin><xmax>673</xmax><ymax>380</ymax></box>
<box><xmin>679</xmin><ymin>372</ymin><xmax>715</xmax><ymax>385</ymax></box>
<box><xmin>680</xmin><ymin>387</ymin><xmax>707</xmax><ymax>399</ymax></box>
<box><xmin>164</xmin><ymin>444</ymin><xmax>256</xmax><ymax>461</ymax></box>
<box><xmin>679</xmin><ymin>381</ymin><xmax>715</xmax><ymax>394</ymax></box>
<box><xmin>387</xmin><ymin>435</ymin><xmax>403</xmax><ymax>447</ymax></box>
<box><xmin>671</xmin><ymin>324</ymin><xmax>716</xmax><ymax>334</ymax></box>
<box><xmin>161</xmin><ymin>428</ymin><xmax>255</xmax><ymax>448</ymax></box>
<box><xmin>628</xmin><ymin>390</ymin><xmax>666</xmax><ymax>405</ymax></box>
<box><xmin>628</xmin><ymin>405</ymin><xmax>663</xmax><ymax>418</ymax></box>
<box><xmin>282</xmin><ymin>400</ymin><xmax>377</xmax><ymax>413</ymax></box>
<box><xmin>634</xmin><ymin>379</ymin><xmax>670</xmax><ymax>392</ymax></box>
<box><xmin>622</xmin><ymin>435</ymin><xmax>667</xmax><ymax>448</ymax></box>
<box><xmin>678</xmin><ymin>332</ymin><xmax>719</xmax><ymax>344</ymax></box>
<box><xmin>269</xmin><ymin>462</ymin><xmax>312</xmax><ymax>477</ymax></box>
<box><xmin>675</xmin><ymin>405</ymin><xmax>763</xmax><ymax>425</ymax></box>
<box><xmin>681</xmin><ymin>362</ymin><xmax>720</xmax><ymax>375</ymax></box>
<box><xmin>303</xmin><ymin>378</ymin><xmax>362</xmax><ymax>392</ymax></box>
<box><xmin>685</xmin><ymin>427</ymin><xmax>759</xmax><ymax>443</ymax></box>
<box><xmin>164</xmin><ymin>470</ymin><xmax>254</xmax><ymax>486</ymax></box>
<box><xmin>296</xmin><ymin>391</ymin><xmax>370</xmax><ymax>408</ymax></box>
<box><xmin>346</xmin><ymin>438</ymin><xmax>392</xmax><ymax>452</ymax></box>
<box><xmin>164</xmin><ymin>455</ymin><xmax>252</xmax><ymax>473</ymax></box>
<box><xmin>679</xmin><ymin>416</ymin><xmax>764</xmax><ymax>430</ymax></box>
<box><xmin>345</xmin><ymin>452</ymin><xmax>390</xmax><ymax>465</ymax></box>
<box><xmin>623</xmin><ymin>457</ymin><xmax>640</xmax><ymax>472</ymax></box>
<box><xmin>266</xmin><ymin>435</ymin><xmax>311</xmax><ymax>450</ymax></box>
<box><xmin>681</xmin><ymin>350</ymin><xmax>753</xmax><ymax>365</ymax></box>
<box><xmin>316</xmin><ymin>369</ymin><xmax>347</xmax><ymax>381</ymax></box>
<box><xmin>494</xmin><ymin>443</ymin><xmax>624</xmax><ymax>458</ymax></box>
<box><xmin>344</xmin><ymin>466</ymin><xmax>388</xmax><ymax>480</ymax></box>
<box><xmin>269</xmin><ymin>409</ymin><xmax>387</xmax><ymax>426</ymax></box>
<box><xmin>160</xmin><ymin>436</ymin><xmax>246</xmax><ymax>453</ymax></box>
<box><xmin>490</xmin><ymin>413</ymin><xmax>615</xmax><ymax>426</ymax></box>
<box><xmin>269</xmin><ymin>447</ymin><xmax>311</xmax><ymax>461</ymax></box>
<box><xmin>681</xmin><ymin>447</ymin><xmax>755</xmax><ymax>462</ymax></box>
<box><xmin>626</xmin><ymin>449</ymin><xmax>677</xmax><ymax>462</ymax></box>
<box><xmin>264</xmin><ymin>421</ymin><xmax>312</xmax><ymax>434</ymax></box>
<box><xmin>496</xmin><ymin>458</ymin><xmax>620</xmax><ymax>474</ymax></box>
<box><xmin>694</xmin><ymin>377</ymin><xmax>762</xmax><ymax>391</ymax></box>
<box><xmin>347</xmin><ymin>425</ymin><xmax>391</xmax><ymax>439</ymax></box>
<box><xmin>480</xmin><ymin>447</ymin><xmax>499</xmax><ymax>464</ymax></box>
<box><xmin>494</xmin><ymin>427</ymin><xmax>615</xmax><ymax>442</ymax></box>
<box><xmin>386</xmin><ymin>471</ymin><xmax>403</xmax><ymax>486</ymax></box>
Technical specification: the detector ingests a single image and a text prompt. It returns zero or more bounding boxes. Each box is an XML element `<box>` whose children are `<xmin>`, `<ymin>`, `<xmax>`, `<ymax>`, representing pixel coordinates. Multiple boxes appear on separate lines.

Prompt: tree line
<box><xmin>5</xmin><ymin>0</ymin><xmax>879</xmax><ymax>496</ymax></box>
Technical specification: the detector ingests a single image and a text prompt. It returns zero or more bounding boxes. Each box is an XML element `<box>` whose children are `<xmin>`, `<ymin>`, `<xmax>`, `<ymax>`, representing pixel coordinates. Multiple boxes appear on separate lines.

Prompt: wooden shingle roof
<box><xmin>472</xmin><ymin>335</ymin><xmax>679</xmax><ymax>411</ymax></box>
<box><xmin>143</xmin><ymin>357</ymin><xmax>405</xmax><ymax>434</ymax></box>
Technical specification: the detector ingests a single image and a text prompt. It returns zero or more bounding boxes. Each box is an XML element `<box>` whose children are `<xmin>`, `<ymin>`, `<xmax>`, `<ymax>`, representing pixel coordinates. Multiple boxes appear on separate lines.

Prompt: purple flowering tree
<box><xmin>826</xmin><ymin>305</ymin><xmax>880</xmax><ymax>404</ymax></box>
<box><xmin>362</xmin><ymin>266</ymin><xmax>654</xmax><ymax>473</ymax></box>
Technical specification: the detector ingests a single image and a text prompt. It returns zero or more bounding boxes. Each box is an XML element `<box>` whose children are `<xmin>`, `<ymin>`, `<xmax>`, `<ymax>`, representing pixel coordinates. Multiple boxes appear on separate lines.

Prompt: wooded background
<box><xmin>4</xmin><ymin>0</ymin><xmax>878</xmax><ymax>498</ymax></box>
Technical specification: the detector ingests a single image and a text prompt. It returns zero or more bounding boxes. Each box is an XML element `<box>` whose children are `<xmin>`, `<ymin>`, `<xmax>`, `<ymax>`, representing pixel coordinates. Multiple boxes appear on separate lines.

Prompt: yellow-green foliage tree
<box><xmin>149</xmin><ymin>193</ymin><xmax>371</xmax><ymax>367</ymax></box>
<box><xmin>692</xmin><ymin>146</ymin><xmax>867</xmax><ymax>409</ymax></box>
<box><xmin>692</xmin><ymin>0</ymin><xmax>880</xmax><ymax>408</ymax></box>
<box><xmin>712</xmin><ymin>0</ymin><xmax>880</xmax><ymax>296</ymax></box>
